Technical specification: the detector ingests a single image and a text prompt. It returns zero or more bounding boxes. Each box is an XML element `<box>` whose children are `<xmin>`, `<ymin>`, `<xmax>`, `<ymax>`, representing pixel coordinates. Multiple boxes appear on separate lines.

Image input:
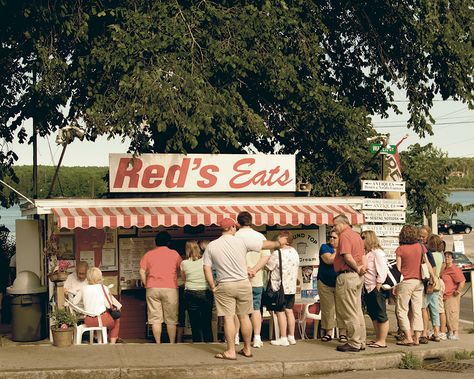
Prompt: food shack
<box><xmin>18</xmin><ymin>153</ymin><xmax>365</xmax><ymax>340</ymax></box>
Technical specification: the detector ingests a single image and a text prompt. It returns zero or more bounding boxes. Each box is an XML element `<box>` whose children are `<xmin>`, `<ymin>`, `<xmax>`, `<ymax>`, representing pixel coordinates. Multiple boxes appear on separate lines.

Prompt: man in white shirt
<box><xmin>235</xmin><ymin>211</ymin><xmax>271</xmax><ymax>348</ymax></box>
<box><xmin>64</xmin><ymin>261</ymin><xmax>89</xmax><ymax>308</ymax></box>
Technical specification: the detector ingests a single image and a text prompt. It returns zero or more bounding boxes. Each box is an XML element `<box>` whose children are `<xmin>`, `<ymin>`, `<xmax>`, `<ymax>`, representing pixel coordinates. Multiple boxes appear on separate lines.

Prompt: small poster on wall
<box><xmin>79</xmin><ymin>250</ymin><xmax>95</xmax><ymax>268</ymax></box>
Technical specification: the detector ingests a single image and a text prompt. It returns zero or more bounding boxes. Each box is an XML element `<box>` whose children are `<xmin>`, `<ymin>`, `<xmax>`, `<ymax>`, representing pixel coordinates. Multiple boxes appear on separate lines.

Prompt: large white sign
<box><xmin>267</xmin><ymin>229</ymin><xmax>320</xmax><ymax>267</ymax></box>
<box><xmin>109</xmin><ymin>154</ymin><xmax>296</xmax><ymax>193</ymax></box>
<box><xmin>363</xmin><ymin>210</ymin><xmax>406</xmax><ymax>223</ymax></box>
<box><xmin>362</xmin><ymin>198</ymin><xmax>406</xmax><ymax>210</ymax></box>
<box><xmin>361</xmin><ymin>180</ymin><xmax>405</xmax><ymax>192</ymax></box>
<box><xmin>362</xmin><ymin>224</ymin><xmax>403</xmax><ymax>236</ymax></box>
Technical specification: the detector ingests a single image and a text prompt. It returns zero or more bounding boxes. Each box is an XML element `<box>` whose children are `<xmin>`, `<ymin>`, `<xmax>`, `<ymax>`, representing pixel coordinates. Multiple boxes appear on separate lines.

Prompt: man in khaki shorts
<box><xmin>203</xmin><ymin>218</ymin><xmax>285</xmax><ymax>360</ymax></box>
<box><xmin>140</xmin><ymin>231</ymin><xmax>182</xmax><ymax>343</ymax></box>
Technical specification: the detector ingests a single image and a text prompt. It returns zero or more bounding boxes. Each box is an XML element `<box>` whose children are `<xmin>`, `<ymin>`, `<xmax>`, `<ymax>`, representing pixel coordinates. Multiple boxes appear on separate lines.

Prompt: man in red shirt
<box><xmin>140</xmin><ymin>231</ymin><xmax>182</xmax><ymax>343</ymax></box>
<box><xmin>333</xmin><ymin>214</ymin><xmax>367</xmax><ymax>352</ymax></box>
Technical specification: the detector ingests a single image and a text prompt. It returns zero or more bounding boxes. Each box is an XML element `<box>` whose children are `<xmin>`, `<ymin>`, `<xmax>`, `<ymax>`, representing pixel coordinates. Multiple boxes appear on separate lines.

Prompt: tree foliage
<box><xmin>1</xmin><ymin>1</ymin><xmax>473</xmax><ymax>203</ymax></box>
<box><xmin>400</xmin><ymin>143</ymin><xmax>464</xmax><ymax>224</ymax></box>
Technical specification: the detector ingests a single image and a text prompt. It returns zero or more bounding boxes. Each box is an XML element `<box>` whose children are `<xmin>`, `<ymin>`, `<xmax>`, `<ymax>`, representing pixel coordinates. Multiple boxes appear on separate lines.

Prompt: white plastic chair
<box><xmin>301</xmin><ymin>296</ymin><xmax>322</xmax><ymax>340</ymax></box>
<box><xmin>65</xmin><ymin>299</ymin><xmax>108</xmax><ymax>345</ymax></box>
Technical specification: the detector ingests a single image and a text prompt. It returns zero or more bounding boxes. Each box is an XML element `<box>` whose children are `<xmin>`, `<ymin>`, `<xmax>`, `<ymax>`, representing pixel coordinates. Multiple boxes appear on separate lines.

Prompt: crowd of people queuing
<box><xmin>65</xmin><ymin>212</ymin><xmax>467</xmax><ymax>355</ymax></box>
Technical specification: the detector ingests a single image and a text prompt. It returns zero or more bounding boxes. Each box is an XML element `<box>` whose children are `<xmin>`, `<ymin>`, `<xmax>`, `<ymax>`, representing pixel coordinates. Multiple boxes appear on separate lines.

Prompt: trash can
<box><xmin>6</xmin><ymin>271</ymin><xmax>48</xmax><ymax>342</ymax></box>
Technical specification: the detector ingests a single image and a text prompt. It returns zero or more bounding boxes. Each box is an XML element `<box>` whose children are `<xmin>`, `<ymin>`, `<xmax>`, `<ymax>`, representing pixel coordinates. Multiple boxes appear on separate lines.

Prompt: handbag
<box><xmin>419</xmin><ymin>243</ymin><xmax>430</xmax><ymax>283</ymax></box>
<box><xmin>382</xmin><ymin>260</ymin><xmax>403</xmax><ymax>290</ymax></box>
<box><xmin>262</xmin><ymin>249</ymin><xmax>285</xmax><ymax>311</ymax></box>
<box><xmin>101</xmin><ymin>285</ymin><xmax>121</xmax><ymax>320</ymax></box>
<box><xmin>425</xmin><ymin>274</ymin><xmax>442</xmax><ymax>294</ymax></box>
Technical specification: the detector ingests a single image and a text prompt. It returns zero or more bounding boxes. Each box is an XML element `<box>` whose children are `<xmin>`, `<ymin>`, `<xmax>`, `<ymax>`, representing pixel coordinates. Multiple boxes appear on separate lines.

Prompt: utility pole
<box><xmin>32</xmin><ymin>66</ymin><xmax>38</xmax><ymax>199</ymax></box>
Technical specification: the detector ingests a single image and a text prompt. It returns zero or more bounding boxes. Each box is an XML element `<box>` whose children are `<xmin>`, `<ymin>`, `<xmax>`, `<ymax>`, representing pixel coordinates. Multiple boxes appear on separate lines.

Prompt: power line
<box><xmin>375</xmin><ymin>120</ymin><xmax>473</xmax><ymax>128</ymax></box>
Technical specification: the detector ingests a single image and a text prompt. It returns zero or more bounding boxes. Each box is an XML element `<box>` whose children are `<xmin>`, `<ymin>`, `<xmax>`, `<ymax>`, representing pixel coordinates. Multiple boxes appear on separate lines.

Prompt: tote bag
<box><xmin>382</xmin><ymin>260</ymin><xmax>403</xmax><ymax>290</ymax></box>
<box><xmin>262</xmin><ymin>249</ymin><xmax>285</xmax><ymax>311</ymax></box>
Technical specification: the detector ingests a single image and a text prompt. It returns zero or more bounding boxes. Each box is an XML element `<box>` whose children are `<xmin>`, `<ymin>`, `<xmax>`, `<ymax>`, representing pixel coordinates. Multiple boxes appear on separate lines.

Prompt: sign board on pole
<box><xmin>362</xmin><ymin>198</ymin><xmax>406</xmax><ymax>210</ymax></box>
<box><xmin>369</xmin><ymin>144</ymin><xmax>397</xmax><ymax>155</ymax></box>
<box><xmin>361</xmin><ymin>180</ymin><xmax>405</xmax><ymax>192</ymax></box>
<box><xmin>361</xmin><ymin>224</ymin><xmax>403</xmax><ymax>236</ymax></box>
<box><xmin>453</xmin><ymin>235</ymin><xmax>465</xmax><ymax>253</ymax></box>
<box><xmin>363</xmin><ymin>210</ymin><xmax>406</xmax><ymax>223</ymax></box>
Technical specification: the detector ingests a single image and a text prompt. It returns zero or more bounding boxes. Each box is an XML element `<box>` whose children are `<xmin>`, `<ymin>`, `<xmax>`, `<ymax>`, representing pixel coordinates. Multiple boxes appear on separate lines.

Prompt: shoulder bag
<box><xmin>101</xmin><ymin>285</ymin><xmax>121</xmax><ymax>320</ymax></box>
<box><xmin>262</xmin><ymin>249</ymin><xmax>285</xmax><ymax>311</ymax></box>
<box><xmin>382</xmin><ymin>260</ymin><xmax>403</xmax><ymax>290</ymax></box>
<box><xmin>419</xmin><ymin>243</ymin><xmax>430</xmax><ymax>283</ymax></box>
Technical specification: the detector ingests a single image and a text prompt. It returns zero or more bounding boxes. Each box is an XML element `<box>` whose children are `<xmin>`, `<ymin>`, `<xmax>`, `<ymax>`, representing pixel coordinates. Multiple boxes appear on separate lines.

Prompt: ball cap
<box><xmin>220</xmin><ymin>217</ymin><xmax>237</xmax><ymax>229</ymax></box>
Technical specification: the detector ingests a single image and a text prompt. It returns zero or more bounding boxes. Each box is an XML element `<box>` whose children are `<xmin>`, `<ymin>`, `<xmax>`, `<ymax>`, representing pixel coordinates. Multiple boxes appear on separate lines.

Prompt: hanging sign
<box><xmin>363</xmin><ymin>210</ymin><xmax>406</xmax><ymax>223</ymax></box>
<box><xmin>362</xmin><ymin>198</ymin><xmax>406</xmax><ymax>210</ymax></box>
<box><xmin>361</xmin><ymin>180</ymin><xmax>405</xmax><ymax>192</ymax></box>
<box><xmin>361</xmin><ymin>224</ymin><xmax>403</xmax><ymax>236</ymax></box>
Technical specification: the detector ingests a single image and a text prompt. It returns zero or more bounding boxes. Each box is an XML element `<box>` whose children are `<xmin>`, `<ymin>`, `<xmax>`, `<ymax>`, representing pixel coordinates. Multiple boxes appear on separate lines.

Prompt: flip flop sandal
<box><xmin>321</xmin><ymin>335</ymin><xmax>332</xmax><ymax>342</ymax></box>
<box><xmin>215</xmin><ymin>352</ymin><xmax>237</xmax><ymax>360</ymax></box>
<box><xmin>368</xmin><ymin>343</ymin><xmax>387</xmax><ymax>348</ymax></box>
<box><xmin>396</xmin><ymin>341</ymin><xmax>414</xmax><ymax>346</ymax></box>
<box><xmin>430</xmin><ymin>335</ymin><xmax>441</xmax><ymax>342</ymax></box>
<box><xmin>339</xmin><ymin>335</ymin><xmax>348</xmax><ymax>343</ymax></box>
<box><xmin>237</xmin><ymin>349</ymin><xmax>253</xmax><ymax>358</ymax></box>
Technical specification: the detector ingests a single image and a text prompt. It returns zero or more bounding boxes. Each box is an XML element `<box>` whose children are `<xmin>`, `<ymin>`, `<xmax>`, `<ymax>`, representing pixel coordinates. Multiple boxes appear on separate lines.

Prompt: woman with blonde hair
<box><xmin>361</xmin><ymin>230</ymin><xmax>389</xmax><ymax>348</ymax></box>
<box><xmin>73</xmin><ymin>267</ymin><xmax>121</xmax><ymax>344</ymax></box>
<box><xmin>420</xmin><ymin>234</ymin><xmax>444</xmax><ymax>342</ymax></box>
<box><xmin>266</xmin><ymin>231</ymin><xmax>300</xmax><ymax>346</ymax></box>
<box><xmin>180</xmin><ymin>240</ymin><xmax>214</xmax><ymax>342</ymax></box>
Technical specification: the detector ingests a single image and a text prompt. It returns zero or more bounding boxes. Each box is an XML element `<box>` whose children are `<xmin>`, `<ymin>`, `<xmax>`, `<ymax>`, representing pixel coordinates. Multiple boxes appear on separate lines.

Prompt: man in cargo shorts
<box><xmin>140</xmin><ymin>231</ymin><xmax>182</xmax><ymax>343</ymax></box>
<box><xmin>203</xmin><ymin>218</ymin><xmax>285</xmax><ymax>360</ymax></box>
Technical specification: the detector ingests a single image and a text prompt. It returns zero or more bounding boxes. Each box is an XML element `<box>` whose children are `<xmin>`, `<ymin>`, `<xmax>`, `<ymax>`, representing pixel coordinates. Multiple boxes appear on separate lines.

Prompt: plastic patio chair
<box><xmin>64</xmin><ymin>299</ymin><xmax>108</xmax><ymax>344</ymax></box>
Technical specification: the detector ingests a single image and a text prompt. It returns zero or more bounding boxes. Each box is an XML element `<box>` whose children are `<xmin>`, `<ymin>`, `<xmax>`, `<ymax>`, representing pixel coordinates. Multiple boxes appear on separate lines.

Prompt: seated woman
<box><xmin>73</xmin><ymin>267</ymin><xmax>121</xmax><ymax>344</ymax></box>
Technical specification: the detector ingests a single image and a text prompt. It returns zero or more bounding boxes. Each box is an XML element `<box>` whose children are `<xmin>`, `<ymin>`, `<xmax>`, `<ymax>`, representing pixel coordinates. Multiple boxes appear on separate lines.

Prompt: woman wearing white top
<box><xmin>266</xmin><ymin>231</ymin><xmax>300</xmax><ymax>346</ymax></box>
<box><xmin>73</xmin><ymin>267</ymin><xmax>121</xmax><ymax>344</ymax></box>
<box><xmin>361</xmin><ymin>230</ymin><xmax>389</xmax><ymax>348</ymax></box>
<box><xmin>181</xmin><ymin>240</ymin><xmax>214</xmax><ymax>342</ymax></box>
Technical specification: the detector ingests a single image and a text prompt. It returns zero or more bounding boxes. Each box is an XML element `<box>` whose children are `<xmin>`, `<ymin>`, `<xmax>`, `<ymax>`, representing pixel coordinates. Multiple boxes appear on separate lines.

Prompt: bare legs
<box><xmin>223</xmin><ymin>314</ymin><xmax>252</xmax><ymax>358</ymax></box>
<box><xmin>152</xmin><ymin>323</ymin><xmax>176</xmax><ymax>343</ymax></box>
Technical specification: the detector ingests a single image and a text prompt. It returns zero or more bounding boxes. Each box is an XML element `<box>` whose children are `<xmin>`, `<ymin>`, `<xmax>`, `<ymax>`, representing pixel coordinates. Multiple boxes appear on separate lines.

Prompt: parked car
<box><xmin>437</xmin><ymin>219</ymin><xmax>472</xmax><ymax>235</ymax></box>
<box><xmin>453</xmin><ymin>252</ymin><xmax>474</xmax><ymax>282</ymax></box>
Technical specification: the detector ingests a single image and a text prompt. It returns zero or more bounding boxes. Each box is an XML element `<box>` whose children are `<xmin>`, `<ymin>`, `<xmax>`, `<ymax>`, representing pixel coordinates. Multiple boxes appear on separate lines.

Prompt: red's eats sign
<box><xmin>109</xmin><ymin>154</ymin><xmax>295</xmax><ymax>193</ymax></box>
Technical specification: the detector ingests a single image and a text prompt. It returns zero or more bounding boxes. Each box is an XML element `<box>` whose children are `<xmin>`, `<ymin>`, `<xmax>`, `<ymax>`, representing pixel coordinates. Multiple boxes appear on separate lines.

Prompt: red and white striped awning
<box><xmin>52</xmin><ymin>203</ymin><xmax>364</xmax><ymax>229</ymax></box>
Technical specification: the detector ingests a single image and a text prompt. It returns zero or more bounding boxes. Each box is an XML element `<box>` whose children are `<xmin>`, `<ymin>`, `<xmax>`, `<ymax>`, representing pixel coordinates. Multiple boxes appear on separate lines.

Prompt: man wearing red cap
<box><xmin>203</xmin><ymin>217</ymin><xmax>285</xmax><ymax>360</ymax></box>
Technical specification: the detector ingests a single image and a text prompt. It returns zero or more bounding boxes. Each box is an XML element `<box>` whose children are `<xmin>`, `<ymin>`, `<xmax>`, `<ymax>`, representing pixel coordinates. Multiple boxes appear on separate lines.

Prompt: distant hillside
<box><xmin>8</xmin><ymin>166</ymin><xmax>109</xmax><ymax>199</ymax></box>
<box><xmin>447</xmin><ymin>158</ymin><xmax>474</xmax><ymax>189</ymax></box>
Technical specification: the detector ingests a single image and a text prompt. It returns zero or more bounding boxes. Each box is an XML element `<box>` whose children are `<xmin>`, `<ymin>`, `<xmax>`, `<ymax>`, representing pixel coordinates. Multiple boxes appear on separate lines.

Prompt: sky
<box><xmin>6</xmin><ymin>98</ymin><xmax>473</xmax><ymax>167</ymax></box>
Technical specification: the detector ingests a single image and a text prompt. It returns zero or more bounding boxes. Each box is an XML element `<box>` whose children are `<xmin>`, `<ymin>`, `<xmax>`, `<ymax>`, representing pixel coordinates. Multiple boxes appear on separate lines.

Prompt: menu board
<box><xmin>119</xmin><ymin>237</ymin><xmax>155</xmax><ymax>290</ymax></box>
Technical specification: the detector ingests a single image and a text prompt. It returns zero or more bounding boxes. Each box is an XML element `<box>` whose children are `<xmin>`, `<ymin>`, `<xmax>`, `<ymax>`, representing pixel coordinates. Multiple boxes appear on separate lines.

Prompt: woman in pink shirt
<box><xmin>395</xmin><ymin>225</ymin><xmax>433</xmax><ymax>346</ymax></box>
<box><xmin>441</xmin><ymin>251</ymin><xmax>465</xmax><ymax>340</ymax></box>
<box><xmin>361</xmin><ymin>231</ymin><xmax>389</xmax><ymax>348</ymax></box>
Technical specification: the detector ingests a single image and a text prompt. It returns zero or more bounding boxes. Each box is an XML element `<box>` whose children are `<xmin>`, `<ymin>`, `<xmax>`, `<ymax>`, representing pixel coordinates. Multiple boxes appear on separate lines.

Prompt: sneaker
<box><xmin>439</xmin><ymin>332</ymin><xmax>447</xmax><ymax>341</ymax></box>
<box><xmin>253</xmin><ymin>339</ymin><xmax>263</xmax><ymax>348</ymax></box>
<box><xmin>287</xmin><ymin>336</ymin><xmax>297</xmax><ymax>345</ymax></box>
<box><xmin>271</xmin><ymin>338</ymin><xmax>290</xmax><ymax>346</ymax></box>
<box><xmin>448</xmin><ymin>334</ymin><xmax>459</xmax><ymax>341</ymax></box>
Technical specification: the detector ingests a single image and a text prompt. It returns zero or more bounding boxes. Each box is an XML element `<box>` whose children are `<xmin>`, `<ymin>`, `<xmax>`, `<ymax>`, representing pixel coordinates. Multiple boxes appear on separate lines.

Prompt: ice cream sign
<box><xmin>109</xmin><ymin>153</ymin><xmax>295</xmax><ymax>193</ymax></box>
<box><xmin>292</xmin><ymin>230</ymin><xmax>320</xmax><ymax>266</ymax></box>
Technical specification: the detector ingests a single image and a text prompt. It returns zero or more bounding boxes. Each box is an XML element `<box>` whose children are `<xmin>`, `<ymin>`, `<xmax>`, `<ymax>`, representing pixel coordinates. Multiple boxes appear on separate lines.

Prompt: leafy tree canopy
<box><xmin>400</xmin><ymin>143</ymin><xmax>466</xmax><ymax>224</ymax></box>
<box><xmin>1</xmin><ymin>0</ymin><xmax>473</xmax><ymax>204</ymax></box>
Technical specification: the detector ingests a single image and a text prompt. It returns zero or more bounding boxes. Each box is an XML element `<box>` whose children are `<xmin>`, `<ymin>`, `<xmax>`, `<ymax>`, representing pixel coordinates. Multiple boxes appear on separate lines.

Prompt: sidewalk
<box><xmin>1</xmin><ymin>333</ymin><xmax>474</xmax><ymax>378</ymax></box>
<box><xmin>1</xmin><ymin>304</ymin><xmax>473</xmax><ymax>379</ymax></box>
